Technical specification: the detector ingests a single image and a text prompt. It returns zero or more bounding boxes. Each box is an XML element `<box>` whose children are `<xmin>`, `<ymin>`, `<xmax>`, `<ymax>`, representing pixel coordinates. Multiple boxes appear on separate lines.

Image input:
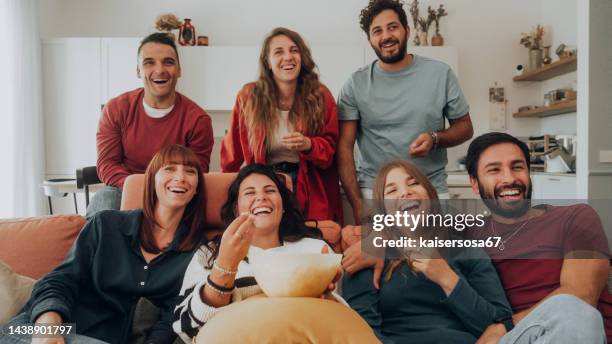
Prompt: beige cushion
<box><xmin>0</xmin><ymin>260</ymin><xmax>35</xmax><ymax>325</ymax></box>
<box><xmin>196</xmin><ymin>295</ymin><xmax>380</xmax><ymax>344</ymax></box>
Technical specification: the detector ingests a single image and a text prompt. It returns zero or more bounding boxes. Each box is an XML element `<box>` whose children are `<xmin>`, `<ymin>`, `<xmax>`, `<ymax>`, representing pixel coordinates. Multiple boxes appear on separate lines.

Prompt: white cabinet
<box><xmin>42</xmin><ymin>38</ymin><xmax>102</xmax><ymax>177</ymax></box>
<box><xmin>531</xmin><ymin>174</ymin><xmax>576</xmax><ymax>199</ymax></box>
<box><xmin>310</xmin><ymin>46</ymin><xmax>365</xmax><ymax>97</ymax></box>
<box><xmin>447</xmin><ymin>173</ymin><xmax>478</xmax><ymax>199</ymax></box>
<box><xmin>178</xmin><ymin>46</ymin><xmax>260</xmax><ymax>110</ymax></box>
<box><xmin>448</xmin><ymin>186</ymin><xmax>478</xmax><ymax>199</ymax></box>
<box><xmin>100</xmin><ymin>38</ymin><xmax>141</xmax><ymax>102</ymax></box>
<box><xmin>445</xmin><ymin>172</ymin><xmax>576</xmax><ymax>200</ymax></box>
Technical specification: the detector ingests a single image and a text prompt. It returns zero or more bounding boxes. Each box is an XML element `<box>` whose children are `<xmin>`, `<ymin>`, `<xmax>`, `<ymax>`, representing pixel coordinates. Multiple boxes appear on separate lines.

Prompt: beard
<box><xmin>372</xmin><ymin>35</ymin><xmax>408</xmax><ymax>64</ymax></box>
<box><xmin>478</xmin><ymin>180</ymin><xmax>533</xmax><ymax>218</ymax></box>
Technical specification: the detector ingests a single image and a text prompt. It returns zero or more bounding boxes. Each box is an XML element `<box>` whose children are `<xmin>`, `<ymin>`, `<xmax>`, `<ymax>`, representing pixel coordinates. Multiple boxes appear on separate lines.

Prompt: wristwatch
<box><xmin>429</xmin><ymin>131</ymin><xmax>439</xmax><ymax>150</ymax></box>
<box><xmin>493</xmin><ymin>314</ymin><xmax>515</xmax><ymax>332</ymax></box>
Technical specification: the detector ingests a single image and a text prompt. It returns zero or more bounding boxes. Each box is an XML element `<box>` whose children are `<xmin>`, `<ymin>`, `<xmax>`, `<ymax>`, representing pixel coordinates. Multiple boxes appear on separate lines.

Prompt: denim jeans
<box><xmin>499</xmin><ymin>294</ymin><xmax>606</xmax><ymax>344</ymax></box>
<box><xmin>85</xmin><ymin>186</ymin><xmax>122</xmax><ymax>218</ymax></box>
<box><xmin>0</xmin><ymin>313</ymin><xmax>109</xmax><ymax>344</ymax></box>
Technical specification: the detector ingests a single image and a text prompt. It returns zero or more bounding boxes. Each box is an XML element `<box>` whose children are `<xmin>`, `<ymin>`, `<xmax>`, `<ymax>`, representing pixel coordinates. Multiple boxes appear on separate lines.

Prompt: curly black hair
<box><xmin>359</xmin><ymin>0</ymin><xmax>409</xmax><ymax>37</ymax></box>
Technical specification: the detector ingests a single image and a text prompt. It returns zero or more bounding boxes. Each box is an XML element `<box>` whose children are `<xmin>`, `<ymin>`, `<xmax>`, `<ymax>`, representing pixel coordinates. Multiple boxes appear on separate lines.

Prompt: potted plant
<box><xmin>154</xmin><ymin>13</ymin><xmax>182</xmax><ymax>41</ymax></box>
<box><xmin>520</xmin><ymin>25</ymin><xmax>545</xmax><ymax>70</ymax></box>
<box><xmin>430</xmin><ymin>5</ymin><xmax>448</xmax><ymax>46</ymax></box>
<box><xmin>409</xmin><ymin>0</ymin><xmax>421</xmax><ymax>46</ymax></box>
<box><xmin>416</xmin><ymin>7</ymin><xmax>435</xmax><ymax>46</ymax></box>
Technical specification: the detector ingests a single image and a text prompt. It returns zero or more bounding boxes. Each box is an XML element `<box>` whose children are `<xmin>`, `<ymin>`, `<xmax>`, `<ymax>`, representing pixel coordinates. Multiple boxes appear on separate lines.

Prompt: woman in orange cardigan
<box><xmin>220</xmin><ymin>27</ymin><xmax>342</xmax><ymax>224</ymax></box>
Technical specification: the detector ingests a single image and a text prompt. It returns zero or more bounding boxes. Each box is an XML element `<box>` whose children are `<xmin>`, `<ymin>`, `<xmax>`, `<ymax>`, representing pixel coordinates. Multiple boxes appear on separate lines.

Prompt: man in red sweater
<box><xmin>466</xmin><ymin>132</ymin><xmax>610</xmax><ymax>344</ymax></box>
<box><xmin>88</xmin><ymin>33</ymin><xmax>213</xmax><ymax>217</ymax></box>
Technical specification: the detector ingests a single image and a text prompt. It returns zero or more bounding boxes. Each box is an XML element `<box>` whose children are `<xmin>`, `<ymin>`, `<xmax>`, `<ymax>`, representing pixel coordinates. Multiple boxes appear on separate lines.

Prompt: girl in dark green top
<box><xmin>342</xmin><ymin>160</ymin><xmax>511</xmax><ymax>344</ymax></box>
<box><xmin>4</xmin><ymin>145</ymin><xmax>208</xmax><ymax>344</ymax></box>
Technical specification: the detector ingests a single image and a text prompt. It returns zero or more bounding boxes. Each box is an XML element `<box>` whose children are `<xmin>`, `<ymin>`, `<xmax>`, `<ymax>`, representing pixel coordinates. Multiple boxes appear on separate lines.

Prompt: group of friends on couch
<box><xmin>2</xmin><ymin>0</ymin><xmax>611</xmax><ymax>343</ymax></box>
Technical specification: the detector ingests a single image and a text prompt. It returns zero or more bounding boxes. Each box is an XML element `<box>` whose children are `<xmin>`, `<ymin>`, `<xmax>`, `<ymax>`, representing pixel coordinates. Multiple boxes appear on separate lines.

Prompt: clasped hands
<box><xmin>281</xmin><ymin>132</ymin><xmax>312</xmax><ymax>153</ymax></box>
<box><xmin>342</xmin><ymin>240</ymin><xmax>458</xmax><ymax>295</ymax></box>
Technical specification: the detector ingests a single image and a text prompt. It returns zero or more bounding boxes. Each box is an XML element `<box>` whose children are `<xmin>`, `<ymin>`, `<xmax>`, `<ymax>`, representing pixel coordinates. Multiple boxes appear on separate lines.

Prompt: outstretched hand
<box><xmin>341</xmin><ymin>240</ymin><xmax>384</xmax><ymax>289</ymax></box>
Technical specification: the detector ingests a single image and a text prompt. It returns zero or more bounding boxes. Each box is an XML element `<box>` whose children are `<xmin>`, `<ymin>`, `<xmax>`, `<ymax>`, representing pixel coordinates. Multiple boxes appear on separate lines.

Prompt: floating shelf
<box><xmin>513</xmin><ymin>100</ymin><xmax>577</xmax><ymax>118</ymax></box>
<box><xmin>513</xmin><ymin>56</ymin><xmax>577</xmax><ymax>82</ymax></box>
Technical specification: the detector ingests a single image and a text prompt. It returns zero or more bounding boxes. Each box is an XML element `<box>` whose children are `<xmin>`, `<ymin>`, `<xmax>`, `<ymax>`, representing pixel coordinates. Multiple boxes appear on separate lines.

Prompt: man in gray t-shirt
<box><xmin>337</xmin><ymin>0</ymin><xmax>473</xmax><ymax>224</ymax></box>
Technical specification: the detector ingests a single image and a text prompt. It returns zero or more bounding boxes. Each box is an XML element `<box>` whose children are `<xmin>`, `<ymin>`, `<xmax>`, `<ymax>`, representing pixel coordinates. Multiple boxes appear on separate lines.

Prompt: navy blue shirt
<box><xmin>22</xmin><ymin>210</ymin><xmax>198</xmax><ymax>344</ymax></box>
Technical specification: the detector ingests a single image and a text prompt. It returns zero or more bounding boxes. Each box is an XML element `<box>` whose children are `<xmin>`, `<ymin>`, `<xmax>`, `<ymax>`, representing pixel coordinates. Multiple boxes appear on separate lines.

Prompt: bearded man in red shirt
<box><xmin>466</xmin><ymin>132</ymin><xmax>610</xmax><ymax>344</ymax></box>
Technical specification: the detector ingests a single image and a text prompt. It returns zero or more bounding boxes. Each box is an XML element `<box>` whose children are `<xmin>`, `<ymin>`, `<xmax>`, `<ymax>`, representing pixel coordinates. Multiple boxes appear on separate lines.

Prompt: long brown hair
<box><xmin>372</xmin><ymin>160</ymin><xmax>442</xmax><ymax>281</ymax></box>
<box><xmin>243</xmin><ymin>27</ymin><xmax>325</xmax><ymax>153</ymax></box>
<box><xmin>140</xmin><ymin>144</ymin><xmax>207</xmax><ymax>254</ymax></box>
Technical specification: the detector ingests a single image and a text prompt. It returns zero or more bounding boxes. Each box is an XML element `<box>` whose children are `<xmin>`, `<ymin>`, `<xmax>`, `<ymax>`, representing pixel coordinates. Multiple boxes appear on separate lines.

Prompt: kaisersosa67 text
<box><xmin>372</xmin><ymin>236</ymin><xmax>502</xmax><ymax>249</ymax></box>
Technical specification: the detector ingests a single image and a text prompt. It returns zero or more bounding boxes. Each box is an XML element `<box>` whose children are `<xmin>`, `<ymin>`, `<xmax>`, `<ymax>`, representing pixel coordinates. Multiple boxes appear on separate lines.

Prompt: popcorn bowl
<box><xmin>248</xmin><ymin>247</ymin><xmax>341</xmax><ymax>298</ymax></box>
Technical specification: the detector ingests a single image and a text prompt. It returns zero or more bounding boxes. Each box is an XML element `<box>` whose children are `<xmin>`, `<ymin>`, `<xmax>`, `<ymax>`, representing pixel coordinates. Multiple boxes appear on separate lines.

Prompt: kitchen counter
<box><xmin>446</xmin><ymin>170</ymin><xmax>575</xmax><ymax>187</ymax></box>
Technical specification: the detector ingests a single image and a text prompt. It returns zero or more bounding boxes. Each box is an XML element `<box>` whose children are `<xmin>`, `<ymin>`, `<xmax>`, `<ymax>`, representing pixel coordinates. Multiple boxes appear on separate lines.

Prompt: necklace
<box><xmin>491</xmin><ymin>216</ymin><xmax>534</xmax><ymax>251</ymax></box>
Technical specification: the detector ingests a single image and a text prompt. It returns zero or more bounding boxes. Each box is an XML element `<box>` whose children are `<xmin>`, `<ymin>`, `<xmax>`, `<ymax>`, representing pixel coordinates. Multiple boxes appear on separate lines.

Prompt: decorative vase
<box><xmin>528</xmin><ymin>48</ymin><xmax>542</xmax><ymax>71</ymax></box>
<box><xmin>419</xmin><ymin>31</ymin><xmax>429</xmax><ymax>46</ymax></box>
<box><xmin>431</xmin><ymin>34</ymin><xmax>444</xmax><ymax>46</ymax></box>
<box><xmin>542</xmin><ymin>46</ymin><xmax>552</xmax><ymax>64</ymax></box>
<box><xmin>178</xmin><ymin>18</ymin><xmax>196</xmax><ymax>46</ymax></box>
<box><xmin>412</xmin><ymin>28</ymin><xmax>421</xmax><ymax>46</ymax></box>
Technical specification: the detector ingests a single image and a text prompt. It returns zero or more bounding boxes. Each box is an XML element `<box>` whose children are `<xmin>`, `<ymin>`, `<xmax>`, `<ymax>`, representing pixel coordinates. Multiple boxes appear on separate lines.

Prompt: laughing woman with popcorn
<box><xmin>172</xmin><ymin>164</ymin><xmax>342</xmax><ymax>343</ymax></box>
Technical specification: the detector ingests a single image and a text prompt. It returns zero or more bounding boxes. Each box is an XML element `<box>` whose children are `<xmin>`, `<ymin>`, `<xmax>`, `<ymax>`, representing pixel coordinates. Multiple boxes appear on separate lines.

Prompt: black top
<box><xmin>22</xmin><ymin>210</ymin><xmax>198</xmax><ymax>344</ymax></box>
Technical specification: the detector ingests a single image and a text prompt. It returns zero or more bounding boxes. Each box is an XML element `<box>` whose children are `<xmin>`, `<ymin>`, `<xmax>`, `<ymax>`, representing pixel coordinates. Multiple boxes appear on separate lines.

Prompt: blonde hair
<box><xmin>243</xmin><ymin>27</ymin><xmax>325</xmax><ymax>152</ymax></box>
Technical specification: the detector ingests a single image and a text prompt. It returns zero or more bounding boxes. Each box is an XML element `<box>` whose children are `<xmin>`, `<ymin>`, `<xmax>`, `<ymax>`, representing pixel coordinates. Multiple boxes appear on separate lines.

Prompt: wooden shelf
<box><xmin>513</xmin><ymin>100</ymin><xmax>577</xmax><ymax>118</ymax></box>
<box><xmin>513</xmin><ymin>56</ymin><xmax>577</xmax><ymax>82</ymax></box>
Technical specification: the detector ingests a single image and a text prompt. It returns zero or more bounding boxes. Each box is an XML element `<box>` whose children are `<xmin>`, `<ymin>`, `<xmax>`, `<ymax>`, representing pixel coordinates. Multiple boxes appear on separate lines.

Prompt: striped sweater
<box><xmin>172</xmin><ymin>238</ymin><xmax>343</xmax><ymax>342</ymax></box>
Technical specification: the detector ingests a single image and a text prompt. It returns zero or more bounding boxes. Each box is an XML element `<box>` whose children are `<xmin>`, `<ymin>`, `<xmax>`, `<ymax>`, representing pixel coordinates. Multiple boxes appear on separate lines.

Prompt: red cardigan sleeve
<box><xmin>299</xmin><ymin>85</ymin><xmax>339</xmax><ymax>169</ymax></box>
<box><xmin>96</xmin><ymin>101</ymin><xmax>131</xmax><ymax>189</ymax></box>
<box><xmin>220</xmin><ymin>88</ymin><xmax>247</xmax><ymax>172</ymax></box>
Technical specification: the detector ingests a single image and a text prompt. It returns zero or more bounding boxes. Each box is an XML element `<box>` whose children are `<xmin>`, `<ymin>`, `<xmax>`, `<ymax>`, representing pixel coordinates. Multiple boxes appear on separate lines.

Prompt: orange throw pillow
<box><xmin>0</xmin><ymin>215</ymin><xmax>86</xmax><ymax>279</ymax></box>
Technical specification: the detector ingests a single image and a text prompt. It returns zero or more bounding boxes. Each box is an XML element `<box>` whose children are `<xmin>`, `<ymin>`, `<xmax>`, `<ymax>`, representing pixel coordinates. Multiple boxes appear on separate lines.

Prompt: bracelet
<box><xmin>213</xmin><ymin>260</ymin><xmax>237</xmax><ymax>275</ymax></box>
<box><xmin>429</xmin><ymin>131</ymin><xmax>439</xmax><ymax>150</ymax></box>
<box><xmin>206</xmin><ymin>275</ymin><xmax>235</xmax><ymax>295</ymax></box>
